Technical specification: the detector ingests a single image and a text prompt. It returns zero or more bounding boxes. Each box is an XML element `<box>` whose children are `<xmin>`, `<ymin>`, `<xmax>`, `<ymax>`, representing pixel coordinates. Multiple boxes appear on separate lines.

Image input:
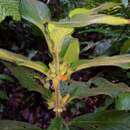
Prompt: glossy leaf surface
<box><xmin>20</xmin><ymin>0</ymin><xmax>50</xmax><ymax>27</ymax></box>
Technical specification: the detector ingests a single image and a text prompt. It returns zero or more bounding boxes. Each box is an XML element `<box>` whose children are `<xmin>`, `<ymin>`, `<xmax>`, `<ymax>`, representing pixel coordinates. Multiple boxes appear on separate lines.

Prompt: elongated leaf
<box><xmin>20</xmin><ymin>0</ymin><xmax>50</xmax><ymax>28</ymax></box>
<box><xmin>76</xmin><ymin>54</ymin><xmax>130</xmax><ymax>71</ymax></box>
<box><xmin>4</xmin><ymin>62</ymin><xmax>51</xmax><ymax>99</ymax></box>
<box><xmin>53</xmin><ymin>14</ymin><xmax>130</xmax><ymax>28</ymax></box>
<box><xmin>69</xmin><ymin>8</ymin><xmax>90</xmax><ymax>18</ymax></box>
<box><xmin>60</xmin><ymin>36</ymin><xmax>72</xmax><ymax>58</ymax></box>
<box><xmin>0</xmin><ymin>49</ymin><xmax>48</xmax><ymax>74</ymax></box>
<box><xmin>0</xmin><ymin>120</ymin><xmax>42</xmax><ymax>130</ymax></box>
<box><xmin>62</xmin><ymin>37</ymin><xmax>79</xmax><ymax>64</ymax></box>
<box><xmin>91</xmin><ymin>2</ymin><xmax>120</xmax><ymax>14</ymax></box>
<box><xmin>116</xmin><ymin>93</ymin><xmax>130</xmax><ymax>110</ymax></box>
<box><xmin>0</xmin><ymin>0</ymin><xmax>21</xmax><ymax>23</ymax></box>
<box><xmin>70</xmin><ymin>110</ymin><xmax>130</xmax><ymax>130</ymax></box>
<box><xmin>61</xmin><ymin>78</ymin><xmax>130</xmax><ymax>100</ymax></box>
<box><xmin>69</xmin><ymin>2</ymin><xmax>119</xmax><ymax>17</ymax></box>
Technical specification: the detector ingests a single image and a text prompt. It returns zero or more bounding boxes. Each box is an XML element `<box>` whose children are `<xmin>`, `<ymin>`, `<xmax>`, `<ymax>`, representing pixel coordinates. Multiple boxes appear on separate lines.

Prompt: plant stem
<box><xmin>42</xmin><ymin>25</ymin><xmax>62</xmax><ymax>117</ymax></box>
<box><xmin>53</xmin><ymin>46</ymin><xmax>62</xmax><ymax>117</ymax></box>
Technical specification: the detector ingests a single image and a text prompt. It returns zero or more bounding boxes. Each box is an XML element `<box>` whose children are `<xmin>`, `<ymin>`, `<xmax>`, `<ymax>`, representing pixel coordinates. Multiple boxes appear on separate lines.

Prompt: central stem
<box><xmin>42</xmin><ymin>26</ymin><xmax>62</xmax><ymax>117</ymax></box>
<box><xmin>53</xmin><ymin>47</ymin><xmax>61</xmax><ymax>117</ymax></box>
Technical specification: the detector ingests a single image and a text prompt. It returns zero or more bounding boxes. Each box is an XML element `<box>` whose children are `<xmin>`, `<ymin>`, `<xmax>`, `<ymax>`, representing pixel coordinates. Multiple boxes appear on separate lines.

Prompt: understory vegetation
<box><xmin>0</xmin><ymin>0</ymin><xmax>130</xmax><ymax>130</ymax></box>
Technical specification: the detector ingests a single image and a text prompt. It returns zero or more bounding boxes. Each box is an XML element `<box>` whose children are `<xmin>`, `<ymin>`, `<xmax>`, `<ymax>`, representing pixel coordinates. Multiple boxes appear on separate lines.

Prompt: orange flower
<box><xmin>59</xmin><ymin>75</ymin><xmax>68</xmax><ymax>81</ymax></box>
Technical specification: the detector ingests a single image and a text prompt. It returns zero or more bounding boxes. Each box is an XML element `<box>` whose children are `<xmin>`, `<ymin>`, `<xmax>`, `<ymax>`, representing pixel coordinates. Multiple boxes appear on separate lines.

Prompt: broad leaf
<box><xmin>53</xmin><ymin>14</ymin><xmax>130</xmax><ymax>28</ymax></box>
<box><xmin>20</xmin><ymin>0</ymin><xmax>51</xmax><ymax>28</ymax></box>
<box><xmin>76</xmin><ymin>54</ymin><xmax>130</xmax><ymax>71</ymax></box>
<box><xmin>48</xmin><ymin>23</ymin><xmax>73</xmax><ymax>53</ymax></box>
<box><xmin>0</xmin><ymin>0</ymin><xmax>21</xmax><ymax>23</ymax></box>
<box><xmin>0</xmin><ymin>120</ymin><xmax>42</xmax><ymax>130</ymax></box>
<box><xmin>70</xmin><ymin>110</ymin><xmax>130</xmax><ymax>130</ymax></box>
<box><xmin>116</xmin><ymin>92</ymin><xmax>130</xmax><ymax>110</ymax></box>
<box><xmin>4</xmin><ymin>62</ymin><xmax>51</xmax><ymax>99</ymax></box>
<box><xmin>61</xmin><ymin>78</ymin><xmax>130</xmax><ymax>100</ymax></box>
<box><xmin>61</xmin><ymin>37</ymin><xmax>79</xmax><ymax>64</ymax></box>
<box><xmin>0</xmin><ymin>49</ymin><xmax>48</xmax><ymax>74</ymax></box>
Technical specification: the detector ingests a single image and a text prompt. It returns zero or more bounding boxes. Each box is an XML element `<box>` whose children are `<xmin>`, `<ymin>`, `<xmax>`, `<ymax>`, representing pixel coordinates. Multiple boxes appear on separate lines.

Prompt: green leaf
<box><xmin>69</xmin><ymin>8</ymin><xmax>90</xmax><ymax>18</ymax></box>
<box><xmin>0</xmin><ymin>74</ymin><xmax>14</xmax><ymax>82</ymax></box>
<box><xmin>48</xmin><ymin>23</ymin><xmax>73</xmax><ymax>53</ymax></box>
<box><xmin>0</xmin><ymin>120</ymin><xmax>42</xmax><ymax>130</ymax></box>
<box><xmin>120</xmin><ymin>39</ymin><xmax>130</xmax><ymax>54</ymax></box>
<box><xmin>90</xmin><ymin>2</ymin><xmax>120</xmax><ymax>14</ymax></box>
<box><xmin>61</xmin><ymin>37</ymin><xmax>79</xmax><ymax>64</ymax></box>
<box><xmin>116</xmin><ymin>92</ymin><xmax>130</xmax><ymax>110</ymax></box>
<box><xmin>0</xmin><ymin>49</ymin><xmax>48</xmax><ymax>74</ymax></box>
<box><xmin>0</xmin><ymin>91</ymin><xmax>8</xmax><ymax>100</ymax></box>
<box><xmin>69</xmin><ymin>2</ymin><xmax>119</xmax><ymax>17</ymax></box>
<box><xmin>20</xmin><ymin>0</ymin><xmax>51</xmax><ymax>28</ymax></box>
<box><xmin>61</xmin><ymin>77</ymin><xmax>130</xmax><ymax>100</ymax></box>
<box><xmin>0</xmin><ymin>0</ymin><xmax>21</xmax><ymax>23</ymax></box>
<box><xmin>47</xmin><ymin>117</ymin><xmax>64</xmax><ymax>130</ymax></box>
<box><xmin>76</xmin><ymin>54</ymin><xmax>130</xmax><ymax>71</ymax></box>
<box><xmin>53</xmin><ymin>14</ymin><xmax>130</xmax><ymax>28</ymax></box>
<box><xmin>70</xmin><ymin>110</ymin><xmax>130</xmax><ymax>130</ymax></box>
<box><xmin>4</xmin><ymin>62</ymin><xmax>51</xmax><ymax>100</ymax></box>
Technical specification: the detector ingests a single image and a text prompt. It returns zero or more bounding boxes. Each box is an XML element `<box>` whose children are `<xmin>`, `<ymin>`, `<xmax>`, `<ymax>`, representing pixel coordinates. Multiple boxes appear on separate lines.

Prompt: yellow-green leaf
<box><xmin>62</xmin><ymin>37</ymin><xmax>79</xmax><ymax>64</ymax></box>
<box><xmin>0</xmin><ymin>49</ymin><xmax>48</xmax><ymax>74</ymax></box>
<box><xmin>69</xmin><ymin>8</ymin><xmax>90</xmax><ymax>18</ymax></box>
<box><xmin>69</xmin><ymin>2</ymin><xmax>119</xmax><ymax>18</ymax></box>
<box><xmin>48</xmin><ymin>23</ymin><xmax>74</xmax><ymax>52</ymax></box>
<box><xmin>53</xmin><ymin>14</ymin><xmax>130</xmax><ymax>27</ymax></box>
<box><xmin>76</xmin><ymin>54</ymin><xmax>130</xmax><ymax>71</ymax></box>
